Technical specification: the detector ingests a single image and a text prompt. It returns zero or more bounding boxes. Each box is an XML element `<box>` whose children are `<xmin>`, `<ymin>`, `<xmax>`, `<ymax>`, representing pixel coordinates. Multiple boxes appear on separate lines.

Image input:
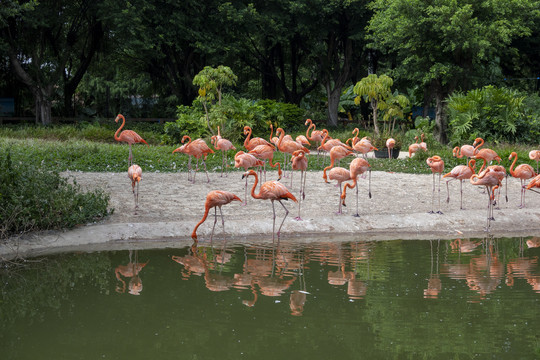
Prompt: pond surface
<box><xmin>1</xmin><ymin>236</ymin><xmax>540</xmax><ymax>359</ymax></box>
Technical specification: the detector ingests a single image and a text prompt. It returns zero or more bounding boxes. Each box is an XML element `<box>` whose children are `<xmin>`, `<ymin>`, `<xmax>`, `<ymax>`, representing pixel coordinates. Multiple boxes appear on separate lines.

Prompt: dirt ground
<box><xmin>3</xmin><ymin>152</ymin><xmax>540</xmax><ymax>258</ymax></box>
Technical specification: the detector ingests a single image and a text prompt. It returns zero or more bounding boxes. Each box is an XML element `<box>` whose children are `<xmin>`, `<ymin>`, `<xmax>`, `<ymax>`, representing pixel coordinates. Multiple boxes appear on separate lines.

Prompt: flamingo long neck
<box><xmin>509</xmin><ymin>154</ymin><xmax>517</xmax><ymax>176</ymax></box>
<box><xmin>468</xmin><ymin>160</ymin><xmax>476</xmax><ymax>174</ymax></box>
<box><xmin>114</xmin><ymin>115</ymin><xmax>125</xmax><ymax>141</ymax></box>
<box><xmin>244</xmin><ymin>128</ymin><xmax>252</xmax><ymax>148</ymax></box>
<box><xmin>321</xmin><ymin>130</ymin><xmax>329</xmax><ymax>146</ymax></box>
<box><xmin>306</xmin><ymin>123</ymin><xmax>314</xmax><ymax>140</ymax></box>
<box><xmin>352</xmin><ymin>128</ymin><xmax>359</xmax><ymax>143</ymax></box>
<box><xmin>183</xmin><ymin>136</ymin><xmax>192</xmax><ymax>146</ymax></box>
<box><xmin>474</xmin><ymin>139</ymin><xmax>484</xmax><ymax>152</ymax></box>
<box><xmin>269</xmin><ymin>124</ymin><xmax>274</xmax><ymax>143</ymax></box>
<box><xmin>277</xmin><ymin>129</ymin><xmax>284</xmax><ymax>149</ymax></box>
<box><xmin>191</xmin><ymin>205</ymin><xmax>211</xmax><ymax>240</ymax></box>
<box><xmin>248</xmin><ymin>173</ymin><xmax>262</xmax><ymax>199</ymax></box>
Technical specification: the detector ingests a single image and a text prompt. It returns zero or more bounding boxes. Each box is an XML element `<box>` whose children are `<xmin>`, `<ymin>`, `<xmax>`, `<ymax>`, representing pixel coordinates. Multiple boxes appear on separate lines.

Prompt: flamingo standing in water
<box><xmin>128</xmin><ymin>164</ymin><xmax>142</xmax><ymax>211</ymax></box>
<box><xmin>191</xmin><ymin>190</ymin><xmax>242</xmax><ymax>241</ymax></box>
<box><xmin>529</xmin><ymin>150</ymin><xmax>540</xmax><ymax>174</ymax></box>
<box><xmin>341</xmin><ymin>157</ymin><xmax>371</xmax><ymax>217</ymax></box>
<box><xmin>242</xmin><ymin>170</ymin><xmax>297</xmax><ymax>241</ymax></box>
<box><xmin>427</xmin><ymin>155</ymin><xmax>445</xmax><ymax>214</ymax></box>
<box><xmin>211</xmin><ymin>127</ymin><xmax>236</xmax><ymax>177</ymax></box>
<box><xmin>291</xmin><ymin>149</ymin><xmax>308</xmax><ymax>220</ymax></box>
<box><xmin>328</xmin><ymin>167</ymin><xmax>351</xmax><ymax>214</ymax></box>
<box><xmin>234</xmin><ymin>151</ymin><xmax>264</xmax><ymax>205</ymax></box>
<box><xmin>508</xmin><ymin>152</ymin><xmax>536</xmax><ymax>208</ymax></box>
<box><xmin>443</xmin><ymin>159</ymin><xmax>476</xmax><ymax>210</ymax></box>
<box><xmin>114</xmin><ymin>114</ymin><xmax>148</xmax><ymax>166</ymax></box>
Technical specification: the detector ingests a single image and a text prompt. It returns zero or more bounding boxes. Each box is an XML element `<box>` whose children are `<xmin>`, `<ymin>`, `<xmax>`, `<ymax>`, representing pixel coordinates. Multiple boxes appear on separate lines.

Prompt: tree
<box><xmin>353</xmin><ymin>74</ymin><xmax>393</xmax><ymax>136</ymax></box>
<box><xmin>193</xmin><ymin>66</ymin><xmax>238</xmax><ymax>135</ymax></box>
<box><xmin>1</xmin><ymin>0</ymin><xmax>106</xmax><ymax>124</ymax></box>
<box><xmin>368</xmin><ymin>0</ymin><xmax>540</xmax><ymax>143</ymax></box>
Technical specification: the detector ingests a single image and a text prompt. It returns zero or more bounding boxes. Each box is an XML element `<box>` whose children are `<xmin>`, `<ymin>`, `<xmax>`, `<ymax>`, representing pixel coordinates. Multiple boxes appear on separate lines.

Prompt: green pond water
<box><xmin>1</xmin><ymin>236</ymin><xmax>539</xmax><ymax>359</ymax></box>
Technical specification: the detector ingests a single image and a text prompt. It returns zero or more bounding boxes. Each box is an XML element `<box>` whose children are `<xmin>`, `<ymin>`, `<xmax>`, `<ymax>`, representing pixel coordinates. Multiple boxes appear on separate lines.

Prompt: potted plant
<box><xmin>372</xmin><ymin>132</ymin><xmax>403</xmax><ymax>159</ymax></box>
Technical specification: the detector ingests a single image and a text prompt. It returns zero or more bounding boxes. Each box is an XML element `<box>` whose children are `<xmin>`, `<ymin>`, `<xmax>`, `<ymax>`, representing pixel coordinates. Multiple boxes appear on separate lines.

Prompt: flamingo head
<box><xmin>304</xmin><ymin>118</ymin><xmax>312</xmax><ymax>126</ymax></box>
<box><xmin>114</xmin><ymin>114</ymin><xmax>124</xmax><ymax>123</ymax></box>
<box><xmin>181</xmin><ymin>135</ymin><xmax>191</xmax><ymax>144</ymax></box>
<box><xmin>242</xmin><ymin>169</ymin><xmax>257</xmax><ymax>179</ymax></box>
<box><xmin>508</xmin><ymin>152</ymin><xmax>517</xmax><ymax>161</ymax></box>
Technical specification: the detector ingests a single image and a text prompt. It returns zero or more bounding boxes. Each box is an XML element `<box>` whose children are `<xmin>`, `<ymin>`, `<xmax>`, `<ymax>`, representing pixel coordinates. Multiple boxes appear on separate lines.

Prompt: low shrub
<box><xmin>0</xmin><ymin>150</ymin><xmax>112</xmax><ymax>240</ymax></box>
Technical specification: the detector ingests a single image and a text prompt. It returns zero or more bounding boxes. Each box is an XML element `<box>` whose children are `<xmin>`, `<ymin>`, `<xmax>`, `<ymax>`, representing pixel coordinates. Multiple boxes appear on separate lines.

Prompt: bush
<box><xmin>0</xmin><ymin>151</ymin><xmax>111</xmax><ymax>239</ymax></box>
<box><xmin>447</xmin><ymin>86</ymin><xmax>539</xmax><ymax>145</ymax></box>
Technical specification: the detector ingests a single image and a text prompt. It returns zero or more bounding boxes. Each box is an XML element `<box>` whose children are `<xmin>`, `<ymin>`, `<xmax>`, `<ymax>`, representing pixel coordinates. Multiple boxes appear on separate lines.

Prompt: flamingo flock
<box><xmin>113</xmin><ymin>114</ymin><xmax>539</xmax><ymax>238</ymax></box>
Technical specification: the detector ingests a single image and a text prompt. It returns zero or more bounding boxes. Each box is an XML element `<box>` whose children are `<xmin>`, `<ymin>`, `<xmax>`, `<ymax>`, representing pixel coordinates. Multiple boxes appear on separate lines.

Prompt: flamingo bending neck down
<box><xmin>128</xmin><ymin>164</ymin><xmax>142</xmax><ymax>211</ymax></box>
<box><xmin>114</xmin><ymin>114</ymin><xmax>149</xmax><ymax>166</ymax></box>
<box><xmin>234</xmin><ymin>151</ymin><xmax>264</xmax><ymax>205</ymax></box>
<box><xmin>191</xmin><ymin>190</ymin><xmax>242</xmax><ymax>241</ymax></box>
<box><xmin>340</xmin><ymin>157</ymin><xmax>371</xmax><ymax>217</ymax></box>
<box><xmin>291</xmin><ymin>150</ymin><xmax>308</xmax><ymax>220</ymax></box>
<box><xmin>242</xmin><ymin>170</ymin><xmax>297</xmax><ymax>241</ymax></box>
<box><xmin>470</xmin><ymin>170</ymin><xmax>501</xmax><ymax>230</ymax></box>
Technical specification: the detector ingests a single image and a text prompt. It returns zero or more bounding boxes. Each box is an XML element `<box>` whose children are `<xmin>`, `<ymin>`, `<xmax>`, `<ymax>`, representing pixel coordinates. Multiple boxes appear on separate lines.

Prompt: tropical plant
<box><xmin>353</xmin><ymin>74</ymin><xmax>394</xmax><ymax>136</ymax></box>
<box><xmin>446</xmin><ymin>86</ymin><xmax>533</xmax><ymax>145</ymax></box>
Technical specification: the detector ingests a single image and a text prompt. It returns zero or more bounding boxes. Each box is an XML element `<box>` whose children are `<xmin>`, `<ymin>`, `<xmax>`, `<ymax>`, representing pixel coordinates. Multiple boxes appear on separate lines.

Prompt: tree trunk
<box><xmin>371</xmin><ymin>99</ymin><xmax>380</xmax><ymax>135</ymax></box>
<box><xmin>326</xmin><ymin>84</ymin><xmax>341</xmax><ymax>127</ymax></box>
<box><xmin>433</xmin><ymin>83</ymin><xmax>448</xmax><ymax>144</ymax></box>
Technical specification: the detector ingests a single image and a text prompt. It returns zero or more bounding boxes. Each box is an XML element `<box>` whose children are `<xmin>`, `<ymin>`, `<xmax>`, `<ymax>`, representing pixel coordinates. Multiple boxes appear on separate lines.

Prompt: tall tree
<box><xmin>1</xmin><ymin>0</ymin><xmax>105</xmax><ymax>124</ymax></box>
<box><xmin>368</xmin><ymin>0</ymin><xmax>540</xmax><ymax>143</ymax></box>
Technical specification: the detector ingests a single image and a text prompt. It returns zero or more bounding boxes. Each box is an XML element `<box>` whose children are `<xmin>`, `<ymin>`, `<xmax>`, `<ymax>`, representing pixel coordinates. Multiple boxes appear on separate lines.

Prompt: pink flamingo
<box><xmin>276</xmin><ymin>127</ymin><xmax>309</xmax><ymax>177</ymax></box>
<box><xmin>328</xmin><ymin>167</ymin><xmax>351</xmax><ymax>214</ymax></box>
<box><xmin>291</xmin><ymin>149</ymin><xmax>308</xmax><ymax>220</ymax></box>
<box><xmin>341</xmin><ymin>157</ymin><xmax>371</xmax><ymax>217</ymax></box>
<box><xmin>427</xmin><ymin>155</ymin><xmax>445</xmax><ymax>214</ymax></box>
<box><xmin>386</xmin><ymin>138</ymin><xmax>396</xmax><ymax>159</ymax></box>
<box><xmin>244</xmin><ymin>126</ymin><xmax>272</xmax><ymax>151</ymax></box>
<box><xmin>470</xmin><ymin>169</ymin><xmax>502</xmax><ymax>230</ymax></box>
<box><xmin>235</xmin><ymin>151</ymin><xmax>264</xmax><ymax>205</ymax></box>
<box><xmin>408</xmin><ymin>136</ymin><xmax>421</xmax><ymax>158</ymax></box>
<box><xmin>173</xmin><ymin>135</ymin><xmax>214</xmax><ymax>183</ymax></box>
<box><xmin>529</xmin><ymin>150</ymin><xmax>540</xmax><ymax>174</ymax></box>
<box><xmin>191</xmin><ymin>190</ymin><xmax>242</xmax><ymax>241</ymax></box>
<box><xmin>419</xmin><ymin>133</ymin><xmax>427</xmax><ymax>151</ymax></box>
<box><xmin>248</xmin><ymin>144</ymin><xmax>282</xmax><ymax>181</ymax></box>
<box><xmin>443</xmin><ymin>159</ymin><xmax>476</xmax><ymax>210</ymax></box>
<box><xmin>114</xmin><ymin>114</ymin><xmax>148</xmax><ymax>166</ymax></box>
<box><xmin>128</xmin><ymin>164</ymin><xmax>142</xmax><ymax>211</ymax></box>
<box><xmin>508</xmin><ymin>152</ymin><xmax>536</xmax><ymax>208</ymax></box>
<box><xmin>242</xmin><ymin>170</ymin><xmax>298</xmax><ymax>240</ymax></box>
<box><xmin>323</xmin><ymin>145</ymin><xmax>354</xmax><ymax>183</ymax></box>
<box><xmin>211</xmin><ymin>126</ymin><xmax>236</xmax><ymax>177</ymax></box>
<box><xmin>472</xmin><ymin>138</ymin><xmax>500</xmax><ymax>173</ymax></box>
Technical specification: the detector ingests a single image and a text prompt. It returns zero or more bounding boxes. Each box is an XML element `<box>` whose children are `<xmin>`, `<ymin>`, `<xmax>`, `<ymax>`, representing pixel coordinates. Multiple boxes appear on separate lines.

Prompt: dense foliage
<box><xmin>0</xmin><ymin>150</ymin><xmax>111</xmax><ymax>239</ymax></box>
<box><xmin>447</xmin><ymin>86</ymin><xmax>540</xmax><ymax>145</ymax></box>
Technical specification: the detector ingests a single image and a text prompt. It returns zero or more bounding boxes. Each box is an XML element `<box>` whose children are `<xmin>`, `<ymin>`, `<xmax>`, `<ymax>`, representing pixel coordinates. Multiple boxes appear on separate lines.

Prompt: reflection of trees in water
<box><xmin>0</xmin><ymin>252</ymin><xmax>112</xmax><ymax>328</ymax></box>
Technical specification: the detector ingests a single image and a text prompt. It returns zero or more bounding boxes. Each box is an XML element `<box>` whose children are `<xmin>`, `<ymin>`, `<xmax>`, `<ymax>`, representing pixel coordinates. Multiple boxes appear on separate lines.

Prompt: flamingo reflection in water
<box><xmin>115</xmin><ymin>250</ymin><xmax>148</xmax><ymax>295</ymax></box>
<box><xmin>424</xmin><ymin>240</ymin><xmax>442</xmax><ymax>299</ymax></box>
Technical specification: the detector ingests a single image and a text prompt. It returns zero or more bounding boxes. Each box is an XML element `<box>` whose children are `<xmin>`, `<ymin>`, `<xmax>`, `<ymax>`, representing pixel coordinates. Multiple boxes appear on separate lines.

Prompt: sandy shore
<box><xmin>2</xmin><ymin>154</ymin><xmax>540</xmax><ymax>259</ymax></box>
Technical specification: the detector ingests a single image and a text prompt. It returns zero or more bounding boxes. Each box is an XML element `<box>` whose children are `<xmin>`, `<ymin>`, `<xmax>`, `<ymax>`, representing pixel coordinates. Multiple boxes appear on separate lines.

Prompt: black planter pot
<box><xmin>374</xmin><ymin>147</ymin><xmax>400</xmax><ymax>159</ymax></box>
